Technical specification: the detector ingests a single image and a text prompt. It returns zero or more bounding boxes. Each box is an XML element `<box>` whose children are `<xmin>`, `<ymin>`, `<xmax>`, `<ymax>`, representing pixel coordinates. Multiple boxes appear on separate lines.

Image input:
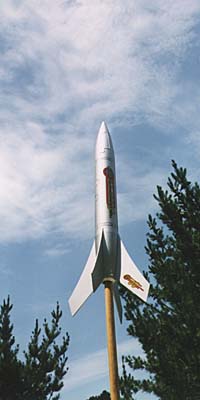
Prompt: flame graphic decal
<box><xmin>123</xmin><ymin>274</ymin><xmax>144</xmax><ymax>291</ymax></box>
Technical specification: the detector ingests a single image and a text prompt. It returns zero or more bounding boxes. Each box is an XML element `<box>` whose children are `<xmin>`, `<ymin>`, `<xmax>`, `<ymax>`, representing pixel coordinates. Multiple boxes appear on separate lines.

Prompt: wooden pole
<box><xmin>104</xmin><ymin>280</ymin><xmax>120</xmax><ymax>400</ymax></box>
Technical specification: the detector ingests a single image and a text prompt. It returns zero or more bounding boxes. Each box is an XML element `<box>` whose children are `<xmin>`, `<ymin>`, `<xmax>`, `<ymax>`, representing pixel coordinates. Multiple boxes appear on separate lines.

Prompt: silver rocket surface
<box><xmin>69</xmin><ymin>122</ymin><xmax>149</xmax><ymax>321</ymax></box>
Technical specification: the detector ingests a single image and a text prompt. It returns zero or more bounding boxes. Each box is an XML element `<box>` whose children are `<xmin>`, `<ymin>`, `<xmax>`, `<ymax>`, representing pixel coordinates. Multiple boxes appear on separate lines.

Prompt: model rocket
<box><xmin>69</xmin><ymin>122</ymin><xmax>149</xmax><ymax>321</ymax></box>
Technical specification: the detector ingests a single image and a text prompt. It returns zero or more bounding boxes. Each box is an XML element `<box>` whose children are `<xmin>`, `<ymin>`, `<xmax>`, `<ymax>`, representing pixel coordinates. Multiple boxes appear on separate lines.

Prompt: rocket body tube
<box><xmin>95</xmin><ymin>122</ymin><xmax>118</xmax><ymax>280</ymax></box>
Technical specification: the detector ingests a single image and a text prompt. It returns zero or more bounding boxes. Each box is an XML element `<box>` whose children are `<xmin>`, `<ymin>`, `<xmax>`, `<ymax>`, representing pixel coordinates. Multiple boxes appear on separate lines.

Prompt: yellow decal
<box><xmin>123</xmin><ymin>274</ymin><xmax>144</xmax><ymax>291</ymax></box>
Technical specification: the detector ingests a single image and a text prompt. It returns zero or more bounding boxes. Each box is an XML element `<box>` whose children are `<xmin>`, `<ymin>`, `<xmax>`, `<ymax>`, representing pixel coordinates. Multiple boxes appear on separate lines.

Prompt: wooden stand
<box><xmin>104</xmin><ymin>280</ymin><xmax>120</xmax><ymax>400</ymax></box>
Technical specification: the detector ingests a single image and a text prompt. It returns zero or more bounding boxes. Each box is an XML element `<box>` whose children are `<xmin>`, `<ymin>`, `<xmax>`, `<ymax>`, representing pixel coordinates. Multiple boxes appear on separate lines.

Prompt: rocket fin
<box><xmin>113</xmin><ymin>282</ymin><xmax>123</xmax><ymax>323</ymax></box>
<box><xmin>68</xmin><ymin>232</ymin><xmax>104</xmax><ymax>316</ymax></box>
<box><xmin>68</xmin><ymin>243</ymin><xmax>96</xmax><ymax>316</ymax></box>
<box><xmin>119</xmin><ymin>240</ymin><xmax>150</xmax><ymax>303</ymax></box>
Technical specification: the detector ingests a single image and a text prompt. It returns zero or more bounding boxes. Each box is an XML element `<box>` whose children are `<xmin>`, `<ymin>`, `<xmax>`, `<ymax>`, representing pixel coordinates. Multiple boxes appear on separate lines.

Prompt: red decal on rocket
<box><xmin>103</xmin><ymin>167</ymin><xmax>116</xmax><ymax>217</ymax></box>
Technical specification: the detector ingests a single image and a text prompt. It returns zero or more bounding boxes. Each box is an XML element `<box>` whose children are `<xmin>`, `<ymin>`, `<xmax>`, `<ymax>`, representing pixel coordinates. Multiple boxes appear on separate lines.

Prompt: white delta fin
<box><xmin>119</xmin><ymin>240</ymin><xmax>150</xmax><ymax>303</ymax></box>
<box><xmin>68</xmin><ymin>234</ymin><xmax>104</xmax><ymax>316</ymax></box>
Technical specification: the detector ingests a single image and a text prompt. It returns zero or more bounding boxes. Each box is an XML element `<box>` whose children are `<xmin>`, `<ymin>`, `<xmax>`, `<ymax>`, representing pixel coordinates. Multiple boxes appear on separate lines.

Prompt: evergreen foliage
<box><xmin>120</xmin><ymin>161</ymin><xmax>200</xmax><ymax>399</ymax></box>
<box><xmin>87</xmin><ymin>390</ymin><xmax>110</xmax><ymax>400</ymax></box>
<box><xmin>0</xmin><ymin>297</ymin><xmax>21</xmax><ymax>400</ymax></box>
<box><xmin>0</xmin><ymin>297</ymin><xmax>69</xmax><ymax>400</ymax></box>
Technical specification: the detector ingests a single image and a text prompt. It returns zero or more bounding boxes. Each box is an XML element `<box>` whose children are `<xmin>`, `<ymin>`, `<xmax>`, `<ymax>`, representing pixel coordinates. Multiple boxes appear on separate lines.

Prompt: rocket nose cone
<box><xmin>100</xmin><ymin>121</ymin><xmax>108</xmax><ymax>133</ymax></box>
<box><xmin>96</xmin><ymin>121</ymin><xmax>114</xmax><ymax>156</ymax></box>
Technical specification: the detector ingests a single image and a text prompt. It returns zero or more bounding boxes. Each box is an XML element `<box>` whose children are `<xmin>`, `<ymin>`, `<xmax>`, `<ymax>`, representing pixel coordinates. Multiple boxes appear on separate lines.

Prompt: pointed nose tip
<box><xmin>99</xmin><ymin>121</ymin><xmax>108</xmax><ymax>133</ymax></box>
<box><xmin>96</xmin><ymin>121</ymin><xmax>114</xmax><ymax>159</ymax></box>
<box><xmin>96</xmin><ymin>121</ymin><xmax>114</xmax><ymax>156</ymax></box>
<box><xmin>98</xmin><ymin>121</ymin><xmax>110</xmax><ymax>138</ymax></box>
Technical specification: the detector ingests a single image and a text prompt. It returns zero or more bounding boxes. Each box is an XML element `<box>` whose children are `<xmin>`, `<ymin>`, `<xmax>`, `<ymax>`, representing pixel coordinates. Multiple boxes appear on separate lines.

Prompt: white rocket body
<box><xmin>69</xmin><ymin>122</ymin><xmax>149</xmax><ymax>321</ymax></box>
<box><xmin>95</xmin><ymin>122</ymin><xmax>118</xmax><ymax>280</ymax></box>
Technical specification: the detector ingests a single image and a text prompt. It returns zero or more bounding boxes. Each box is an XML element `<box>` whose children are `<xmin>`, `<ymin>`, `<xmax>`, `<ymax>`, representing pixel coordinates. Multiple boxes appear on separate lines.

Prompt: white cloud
<box><xmin>0</xmin><ymin>0</ymin><xmax>199</xmax><ymax>126</ymax></box>
<box><xmin>0</xmin><ymin>0</ymin><xmax>199</xmax><ymax>242</ymax></box>
<box><xmin>44</xmin><ymin>244</ymin><xmax>71</xmax><ymax>257</ymax></box>
<box><xmin>64</xmin><ymin>338</ymin><xmax>142</xmax><ymax>392</ymax></box>
<box><xmin>0</xmin><ymin>121</ymin><xmax>94</xmax><ymax>242</ymax></box>
<box><xmin>0</xmin><ymin>118</ymin><xmax>166</xmax><ymax>242</ymax></box>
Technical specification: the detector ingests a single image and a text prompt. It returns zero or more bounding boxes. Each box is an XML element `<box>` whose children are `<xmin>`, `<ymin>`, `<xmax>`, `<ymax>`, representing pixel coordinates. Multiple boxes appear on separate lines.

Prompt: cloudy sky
<box><xmin>0</xmin><ymin>0</ymin><xmax>200</xmax><ymax>399</ymax></box>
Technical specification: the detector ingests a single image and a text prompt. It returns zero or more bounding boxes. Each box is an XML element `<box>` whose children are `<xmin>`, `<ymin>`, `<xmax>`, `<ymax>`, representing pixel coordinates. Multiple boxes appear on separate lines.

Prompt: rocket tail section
<box><xmin>69</xmin><ymin>232</ymin><xmax>149</xmax><ymax>318</ymax></box>
<box><xmin>93</xmin><ymin>233</ymin><xmax>123</xmax><ymax>323</ymax></box>
<box><xmin>119</xmin><ymin>239</ymin><xmax>150</xmax><ymax>303</ymax></box>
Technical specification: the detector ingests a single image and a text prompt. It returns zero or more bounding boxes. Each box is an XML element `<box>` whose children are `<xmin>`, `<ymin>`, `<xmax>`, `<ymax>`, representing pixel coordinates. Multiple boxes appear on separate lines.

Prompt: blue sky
<box><xmin>0</xmin><ymin>1</ymin><xmax>200</xmax><ymax>399</ymax></box>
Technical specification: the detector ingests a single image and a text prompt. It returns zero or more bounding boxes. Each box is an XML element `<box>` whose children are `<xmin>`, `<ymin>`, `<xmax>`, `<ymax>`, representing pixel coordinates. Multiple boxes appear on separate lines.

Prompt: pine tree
<box><xmin>0</xmin><ymin>297</ymin><xmax>21</xmax><ymax>400</ymax></box>
<box><xmin>0</xmin><ymin>297</ymin><xmax>69</xmax><ymax>400</ymax></box>
<box><xmin>120</xmin><ymin>161</ymin><xmax>200</xmax><ymax>399</ymax></box>
<box><xmin>87</xmin><ymin>390</ymin><xmax>110</xmax><ymax>400</ymax></box>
